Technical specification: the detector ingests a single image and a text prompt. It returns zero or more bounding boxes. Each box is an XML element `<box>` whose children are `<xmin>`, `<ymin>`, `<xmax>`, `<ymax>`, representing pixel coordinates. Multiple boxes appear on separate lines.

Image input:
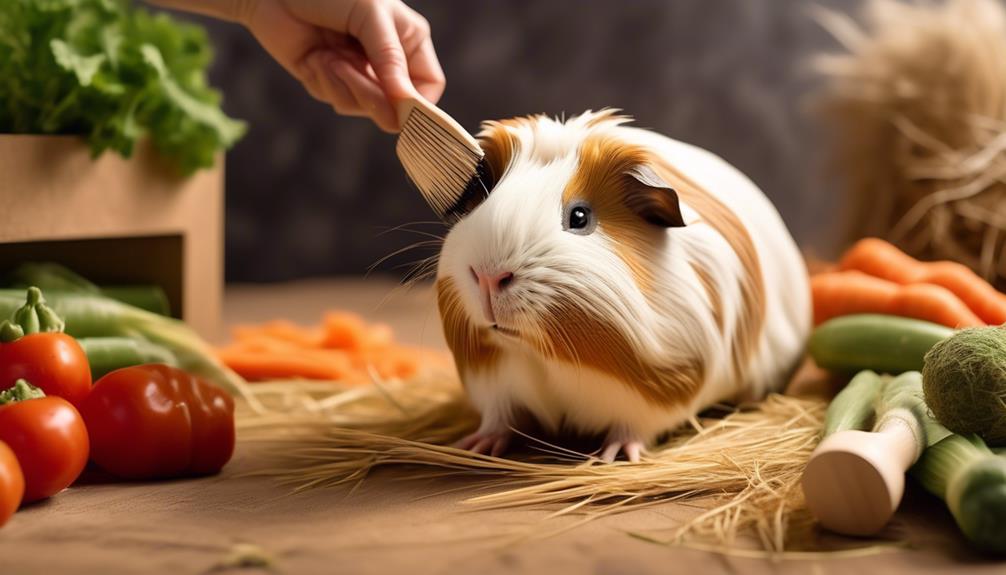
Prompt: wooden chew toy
<box><xmin>801</xmin><ymin>415</ymin><xmax>922</xmax><ymax>536</ymax></box>
<box><xmin>395</xmin><ymin>97</ymin><xmax>490</xmax><ymax>224</ymax></box>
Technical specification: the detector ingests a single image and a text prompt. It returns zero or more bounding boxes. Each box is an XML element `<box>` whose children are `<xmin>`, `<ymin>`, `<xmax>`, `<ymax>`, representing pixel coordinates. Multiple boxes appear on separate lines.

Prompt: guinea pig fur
<box><xmin>436</xmin><ymin>110</ymin><xmax>811</xmax><ymax>462</ymax></box>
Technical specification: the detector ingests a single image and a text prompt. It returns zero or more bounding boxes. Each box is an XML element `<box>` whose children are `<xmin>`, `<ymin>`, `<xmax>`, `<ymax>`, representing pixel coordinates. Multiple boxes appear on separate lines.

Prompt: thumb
<box><xmin>351</xmin><ymin>3</ymin><xmax>416</xmax><ymax>101</ymax></box>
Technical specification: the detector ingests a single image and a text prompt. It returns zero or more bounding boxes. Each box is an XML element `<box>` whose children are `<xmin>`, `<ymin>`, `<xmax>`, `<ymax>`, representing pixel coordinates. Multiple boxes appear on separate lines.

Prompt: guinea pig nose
<box><xmin>471</xmin><ymin>269</ymin><xmax>516</xmax><ymax>294</ymax></box>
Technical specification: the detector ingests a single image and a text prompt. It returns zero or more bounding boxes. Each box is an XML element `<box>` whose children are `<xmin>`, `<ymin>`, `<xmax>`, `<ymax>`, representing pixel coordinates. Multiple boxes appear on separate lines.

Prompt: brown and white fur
<box><xmin>436</xmin><ymin>111</ymin><xmax>810</xmax><ymax>462</ymax></box>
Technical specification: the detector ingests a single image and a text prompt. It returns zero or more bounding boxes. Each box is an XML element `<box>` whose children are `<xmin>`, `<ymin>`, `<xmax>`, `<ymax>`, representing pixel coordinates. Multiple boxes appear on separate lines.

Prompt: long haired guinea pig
<box><xmin>435</xmin><ymin>110</ymin><xmax>811</xmax><ymax>462</ymax></box>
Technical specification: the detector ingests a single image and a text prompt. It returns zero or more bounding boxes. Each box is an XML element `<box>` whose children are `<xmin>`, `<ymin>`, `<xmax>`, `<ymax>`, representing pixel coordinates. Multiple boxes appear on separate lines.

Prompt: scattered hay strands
<box><xmin>236</xmin><ymin>372</ymin><xmax>831</xmax><ymax>553</ymax></box>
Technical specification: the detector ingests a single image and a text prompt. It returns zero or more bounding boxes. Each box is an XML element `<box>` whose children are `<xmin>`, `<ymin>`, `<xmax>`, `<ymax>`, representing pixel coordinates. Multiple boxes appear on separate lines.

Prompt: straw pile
<box><xmin>237</xmin><ymin>370</ymin><xmax>830</xmax><ymax>553</ymax></box>
<box><xmin>813</xmin><ymin>0</ymin><xmax>1006</xmax><ymax>290</ymax></box>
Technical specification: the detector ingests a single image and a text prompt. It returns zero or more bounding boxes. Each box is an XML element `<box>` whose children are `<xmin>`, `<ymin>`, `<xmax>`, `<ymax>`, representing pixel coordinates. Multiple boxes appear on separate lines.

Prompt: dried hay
<box><xmin>812</xmin><ymin>0</ymin><xmax>1006</xmax><ymax>289</ymax></box>
<box><xmin>235</xmin><ymin>369</ymin><xmax>839</xmax><ymax>554</ymax></box>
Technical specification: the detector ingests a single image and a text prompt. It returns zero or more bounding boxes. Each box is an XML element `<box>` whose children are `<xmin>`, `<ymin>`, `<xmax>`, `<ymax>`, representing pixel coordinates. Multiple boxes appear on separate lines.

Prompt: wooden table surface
<box><xmin>0</xmin><ymin>279</ymin><xmax>1001</xmax><ymax>575</ymax></box>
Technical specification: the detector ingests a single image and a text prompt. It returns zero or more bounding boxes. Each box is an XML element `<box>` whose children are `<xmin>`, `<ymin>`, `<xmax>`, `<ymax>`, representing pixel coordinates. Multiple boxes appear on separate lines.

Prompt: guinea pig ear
<box><xmin>624</xmin><ymin>165</ymin><xmax>686</xmax><ymax>228</ymax></box>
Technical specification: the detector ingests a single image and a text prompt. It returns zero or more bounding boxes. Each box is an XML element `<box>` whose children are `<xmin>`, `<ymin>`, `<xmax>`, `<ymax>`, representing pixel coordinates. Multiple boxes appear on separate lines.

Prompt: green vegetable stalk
<box><xmin>6</xmin><ymin>263</ymin><xmax>171</xmax><ymax>316</ymax></box>
<box><xmin>822</xmin><ymin>369</ymin><xmax>885</xmax><ymax>436</ymax></box>
<box><xmin>78</xmin><ymin>337</ymin><xmax>178</xmax><ymax>379</ymax></box>
<box><xmin>0</xmin><ymin>0</ymin><xmax>245</xmax><ymax>174</ymax></box>
<box><xmin>806</xmin><ymin>371</ymin><xmax>950</xmax><ymax>536</ymax></box>
<box><xmin>0</xmin><ymin>291</ymin><xmax>247</xmax><ymax>397</ymax></box>
<box><xmin>912</xmin><ymin>434</ymin><xmax>1006</xmax><ymax>554</ymax></box>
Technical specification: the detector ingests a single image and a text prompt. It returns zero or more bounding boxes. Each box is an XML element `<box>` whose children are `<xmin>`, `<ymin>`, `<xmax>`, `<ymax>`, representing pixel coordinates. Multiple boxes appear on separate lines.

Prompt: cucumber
<box><xmin>77</xmin><ymin>337</ymin><xmax>179</xmax><ymax>379</ymax></box>
<box><xmin>809</xmin><ymin>314</ymin><xmax>954</xmax><ymax>375</ymax></box>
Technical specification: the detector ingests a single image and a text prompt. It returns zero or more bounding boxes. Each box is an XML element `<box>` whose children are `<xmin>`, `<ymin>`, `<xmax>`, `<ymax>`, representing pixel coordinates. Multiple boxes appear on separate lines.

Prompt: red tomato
<box><xmin>79</xmin><ymin>364</ymin><xmax>235</xmax><ymax>480</ymax></box>
<box><xmin>0</xmin><ymin>397</ymin><xmax>89</xmax><ymax>502</ymax></box>
<box><xmin>0</xmin><ymin>441</ymin><xmax>24</xmax><ymax>526</ymax></box>
<box><xmin>0</xmin><ymin>333</ymin><xmax>92</xmax><ymax>406</ymax></box>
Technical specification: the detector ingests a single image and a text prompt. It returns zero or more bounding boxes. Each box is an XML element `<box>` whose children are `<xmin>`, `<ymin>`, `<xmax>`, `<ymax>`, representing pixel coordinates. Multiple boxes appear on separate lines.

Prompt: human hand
<box><xmin>160</xmin><ymin>0</ymin><xmax>445</xmax><ymax>132</ymax></box>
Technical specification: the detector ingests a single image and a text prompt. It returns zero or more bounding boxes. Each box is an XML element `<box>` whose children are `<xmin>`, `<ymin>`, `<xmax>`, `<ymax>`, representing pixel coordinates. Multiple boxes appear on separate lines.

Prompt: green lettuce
<box><xmin>0</xmin><ymin>0</ymin><xmax>245</xmax><ymax>174</ymax></box>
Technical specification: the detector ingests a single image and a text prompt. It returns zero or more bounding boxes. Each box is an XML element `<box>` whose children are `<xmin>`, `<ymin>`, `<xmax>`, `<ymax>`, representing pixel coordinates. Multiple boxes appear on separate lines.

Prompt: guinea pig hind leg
<box><xmin>453</xmin><ymin>409</ymin><xmax>518</xmax><ymax>457</ymax></box>
<box><xmin>599</xmin><ymin>428</ymin><xmax>646</xmax><ymax>463</ymax></box>
<box><xmin>453</xmin><ymin>427</ymin><xmax>512</xmax><ymax>458</ymax></box>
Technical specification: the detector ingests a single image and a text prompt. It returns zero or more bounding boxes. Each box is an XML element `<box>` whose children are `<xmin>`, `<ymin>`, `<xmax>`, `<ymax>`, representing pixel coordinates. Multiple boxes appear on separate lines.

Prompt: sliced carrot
<box><xmin>217</xmin><ymin>310</ymin><xmax>440</xmax><ymax>383</ymax></box>
<box><xmin>891</xmin><ymin>283</ymin><xmax>985</xmax><ymax>329</ymax></box>
<box><xmin>811</xmin><ymin>270</ymin><xmax>985</xmax><ymax>328</ymax></box>
<box><xmin>217</xmin><ymin>348</ymin><xmax>351</xmax><ymax>381</ymax></box>
<box><xmin>838</xmin><ymin>237</ymin><xmax>1006</xmax><ymax>325</ymax></box>
<box><xmin>231</xmin><ymin>320</ymin><xmax>325</xmax><ymax>347</ymax></box>
<box><xmin>812</xmin><ymin>271</ymin><xmax>898</xmax><ymax>325</ymax></box>
<box><xmin>321</xmin><ymin>312</ymin><xmax>369</xmax><ymax>350</ymax></box>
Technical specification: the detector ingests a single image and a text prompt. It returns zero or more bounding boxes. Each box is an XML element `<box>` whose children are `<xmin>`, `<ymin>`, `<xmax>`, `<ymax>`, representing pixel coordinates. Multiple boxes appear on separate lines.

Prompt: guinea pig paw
<box><xmin>599</xmin><ymin>439</ymin><xmax>644</xmax><ymax>463</ymax></box>
<box><xmin>453</xmin><ymin>429</ymin><xmax>512</xmax><ymax>458</ymax></box>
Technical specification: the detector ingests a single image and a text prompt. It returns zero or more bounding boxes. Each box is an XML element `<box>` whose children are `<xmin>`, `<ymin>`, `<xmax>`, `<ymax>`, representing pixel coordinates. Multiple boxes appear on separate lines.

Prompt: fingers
<box><xmin>306</xmin><ymin>52</ymin><xmax>367</xmax><ymax>118</ymax></box>
<box><xmin>346</xmin><ymin>0</ymin><xmax>417</xmax><ymax>101</ymax></box>
<box><xmin>246</xmin><ymin>0</ymin><xmax>445</xmax><ymax>130</ymax></box>
<box><xmin>330</xmin><ymin>57</ymin><xmax>400</xmax><ymax>132</ymax></box>
<box><xmin>406</xmin><ymin>36</ymin><xmax>445</xmax><ymax>104</ymax></box>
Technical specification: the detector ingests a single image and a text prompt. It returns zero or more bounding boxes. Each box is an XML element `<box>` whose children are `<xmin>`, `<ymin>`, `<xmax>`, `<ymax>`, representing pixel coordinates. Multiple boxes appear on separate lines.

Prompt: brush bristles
<box><xmin>397</xmin><ymin>106</ymin><xmax>485</xmax><ymax>222</ymax></box>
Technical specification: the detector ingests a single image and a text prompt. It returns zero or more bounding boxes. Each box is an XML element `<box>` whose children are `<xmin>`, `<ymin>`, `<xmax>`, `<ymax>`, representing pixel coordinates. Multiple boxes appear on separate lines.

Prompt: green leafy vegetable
<box><xmin>0</xmin><ymin>0</ymin><xmax>245</xmax><ymax>174</ymax></box>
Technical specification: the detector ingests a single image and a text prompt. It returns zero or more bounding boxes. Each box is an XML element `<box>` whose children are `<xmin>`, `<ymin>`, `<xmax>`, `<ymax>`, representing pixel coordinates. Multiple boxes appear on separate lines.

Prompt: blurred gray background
<box><xmin>182</xmin><ymin>0</ymin><xmax>855</xmax><ymax>282</ymax></box>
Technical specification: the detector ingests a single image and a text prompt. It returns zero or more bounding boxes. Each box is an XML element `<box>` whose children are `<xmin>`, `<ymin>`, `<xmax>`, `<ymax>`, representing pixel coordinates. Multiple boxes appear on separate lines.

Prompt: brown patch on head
<box><xmin>562</xmin><ymin>136</ymin><xmax>683</xmax><ymax>293</ymax></box>
<box><xmin>537</xmin><ymin>300</ymin><xmax>704</xmax><ymax>406</ymax></box>
<box><xmin>562</xmin><ymin>134</ymin><xmax>765</xmax><ymax>383</ymax></box>
<box><xmin>651</xmin><ymin>160</ymin><xmax>767</xmax><ymax>381</ymax></box>
<box><xmin>478</xmin><ymin>119</ymin><xmax>523</xmax><ymax>184</ymax></box>
<box><xmin>437</xmin><ymin>277</ymin><xmax>499</xmax><ymax>377</ymax></box>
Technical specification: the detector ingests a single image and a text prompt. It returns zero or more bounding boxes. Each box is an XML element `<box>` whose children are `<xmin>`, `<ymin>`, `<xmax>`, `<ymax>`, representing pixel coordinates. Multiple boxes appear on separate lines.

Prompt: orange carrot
<box><xmin>321</xmin><ymin>312</ymin><xmax>369</xmax><ymax>350</ymax></box>
<box><xmin>217</xmin><ymin>348</ymin><xmax>352</xmax><ymax>381</ymax></box>
<box><xmin>216</xmin><ymin>311</ymin><xmax>443</xmax><ymax>383</ymax></box>
<box><xmin>839</xmin><ymin>238</ymin><xmax>1006</xmax><ymax>325</ymax></box>
<box><xmin>811</xmin><ymin>271</ymin><xmax>985</xmax><ymax>328</ymax></box>
<box><xmin>232</xmin><ymin>320</ymin><xmax>325</xmax><ymax>347</ymax></box>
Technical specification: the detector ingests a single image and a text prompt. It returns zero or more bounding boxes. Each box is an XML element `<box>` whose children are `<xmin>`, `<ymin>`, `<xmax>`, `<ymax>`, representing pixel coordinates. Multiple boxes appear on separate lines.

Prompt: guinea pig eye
<box><xmin>563</xmin><ymin>202</ymin><xmax>596</xmax><ymax>235</ymax></box>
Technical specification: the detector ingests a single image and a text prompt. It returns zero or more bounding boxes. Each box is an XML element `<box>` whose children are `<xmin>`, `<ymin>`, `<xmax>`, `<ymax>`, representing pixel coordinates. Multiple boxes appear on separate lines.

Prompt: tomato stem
<box><xmin>0</xmin><ymin>321</ymin><xmax>23</xmax><ymax>343</ymax></box>
<box><xmin>0</xmin><ymin>379</ymin><xmax>46</xmax><ymax>405</ymax></box>
<box><xmin>11</xmin><ymin>287</ymin><xmax>65</xmax><ymax>335</ymax></box>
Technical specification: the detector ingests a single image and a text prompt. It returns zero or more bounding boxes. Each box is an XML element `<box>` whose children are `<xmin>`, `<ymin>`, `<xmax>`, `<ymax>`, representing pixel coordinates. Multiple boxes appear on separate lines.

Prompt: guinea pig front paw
<box><xmin>598</xmin><ymin>433</ymin><xmax>646</xmax><ymax>463</ymax></box>
<box><xmin>453</xmin><ymin>428</ymin><xmax>512</xmax><ymax>458</ymax></box>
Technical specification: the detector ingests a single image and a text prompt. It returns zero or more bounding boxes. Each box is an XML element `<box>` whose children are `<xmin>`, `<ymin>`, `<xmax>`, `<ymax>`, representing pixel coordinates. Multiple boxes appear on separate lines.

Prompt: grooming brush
<box><xmin>395</xmin><ymin>97</ymin><xmax>492</xmax><ymax>224</ymax></box>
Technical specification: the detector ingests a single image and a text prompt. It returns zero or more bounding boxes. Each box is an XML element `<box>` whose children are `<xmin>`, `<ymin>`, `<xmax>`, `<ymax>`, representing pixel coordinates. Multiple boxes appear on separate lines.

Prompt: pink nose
<box><xmin>470</xmin><ymin>267</ymin><xmax>515</xmax><ymax>323</ymax></box>
<box><xmin>472</xmin><ymin>268</ymin><xmax>514</xmax><ymax>293</ymax></box>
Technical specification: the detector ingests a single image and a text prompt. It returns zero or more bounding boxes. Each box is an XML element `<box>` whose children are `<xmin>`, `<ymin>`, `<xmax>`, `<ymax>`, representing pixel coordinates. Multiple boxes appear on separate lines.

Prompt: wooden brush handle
<box><xmin>801</xmin><ymin>419</ymin><xmax>919</xmax><ymax>536</ymax></box>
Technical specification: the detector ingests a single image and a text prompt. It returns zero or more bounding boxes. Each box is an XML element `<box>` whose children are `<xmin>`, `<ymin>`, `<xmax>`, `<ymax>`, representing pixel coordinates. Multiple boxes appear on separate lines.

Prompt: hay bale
<box><xmin>813</xmin><ymin>0</ymin><xmax>1006</xmax><ymax>289</ymax></box>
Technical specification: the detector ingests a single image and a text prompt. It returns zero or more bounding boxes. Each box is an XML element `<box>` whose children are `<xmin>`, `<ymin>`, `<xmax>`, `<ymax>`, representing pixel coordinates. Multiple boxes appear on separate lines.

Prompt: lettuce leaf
<box><xmin>0</xmin><ymin>0</ymin><xmax>245</xmax><ymax>175</ymax></box>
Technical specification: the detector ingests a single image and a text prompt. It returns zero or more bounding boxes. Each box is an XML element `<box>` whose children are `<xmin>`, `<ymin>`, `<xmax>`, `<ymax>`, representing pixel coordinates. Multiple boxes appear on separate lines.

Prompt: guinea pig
<box><xmin>435</xmin><ymin>110</ymin><xmax>811</xmax><ymax>462</ymax></box>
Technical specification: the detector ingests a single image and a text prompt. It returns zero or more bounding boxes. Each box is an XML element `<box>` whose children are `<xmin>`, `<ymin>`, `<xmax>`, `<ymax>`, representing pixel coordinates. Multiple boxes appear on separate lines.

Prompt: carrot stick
<box><xmin>231</xmin><ymin>320</ymin><xmax>324</xmax><ymax>347</ymax></box>
<box><xmin>217</xmin><ymin>311</ymin><xmax>440</xmax><ymax>383</ymax></box>
<box><xmin>811</xmin><ymin>271</ymin><xmax>985</xmax><ymax>328</ymax></box>
<box><xmin>812</xmin><ymin>271</ymin><xmax>898</xmax><ymax>325</ymax></box>
<box><xmin>216</xmin><ymin>348</ymin><xmax>352</xmax><ymax>381</ymax></box>
<box><xmin>839</xmin><ymin>238</ymin><xmax>1006</xmax><ymax>325</ymax></box>
<box><xmin>321</xmin><ymin>312</ymin><xmax>369</xmax><ymax>350</ymax></box>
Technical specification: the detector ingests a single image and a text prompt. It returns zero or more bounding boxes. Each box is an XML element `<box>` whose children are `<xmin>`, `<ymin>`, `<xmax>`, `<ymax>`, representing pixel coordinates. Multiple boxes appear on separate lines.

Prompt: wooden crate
<box><xmin>0</xmin><ymin>135</ymin><xmax>224</xmax><ymax>339</ymax></box>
